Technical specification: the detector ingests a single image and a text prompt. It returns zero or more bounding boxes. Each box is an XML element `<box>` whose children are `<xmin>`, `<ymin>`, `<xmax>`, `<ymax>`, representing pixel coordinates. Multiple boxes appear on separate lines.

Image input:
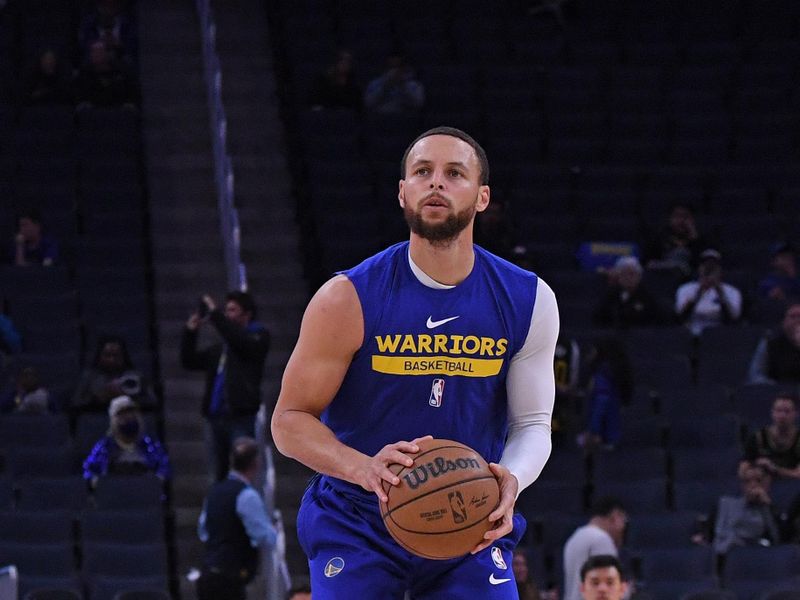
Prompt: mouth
<box><xmin>423</xmin><ymin>194</ymin><xmax>450</xmax><ymax>208</ymax></box>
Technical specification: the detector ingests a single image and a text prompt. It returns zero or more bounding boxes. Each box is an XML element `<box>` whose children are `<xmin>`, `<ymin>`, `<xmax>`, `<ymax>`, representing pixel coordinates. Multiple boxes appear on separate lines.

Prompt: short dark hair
<box><xmin>230</xmin><ymin>436</ymin><xmax>259</xmax><ymax>472</ymax></box>
<box><xmin>580</xmin><ymin>554</ymin><xmax>625</xmax><ymax>581</ymax></box>
<box><xmin>91</xmin><ymin>334</ymin><xmax>134</xmax><ymax>370</ymax></box>
<box><xmin>400</xmin><ymin>126</ymin><xmax>490</xmax><ymax>185</ymax></box>
<box><xmin>774</xmin><ymin>391</ymin><xmax>799</xmax><ymax>407</ymax></box>
<box><xmin>590</xmin><ymin>496</ymin><xmax>626</xmax><ymax>518</ymax></box>
<box><xmin>17</xmin><ymin>208</ymin><xmax>43</xmax><ymax>226</ymax></box>
<box><xmin>226</xmin><ymin>290</ymin><xmax>257</xmax><ymax>319</ymax></box>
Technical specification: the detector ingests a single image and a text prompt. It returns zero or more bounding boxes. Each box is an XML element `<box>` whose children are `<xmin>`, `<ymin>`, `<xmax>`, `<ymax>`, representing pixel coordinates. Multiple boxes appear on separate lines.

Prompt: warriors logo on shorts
<box><xmin>324</xmin><ymin>557</ymin><xmax>345</xmax><ymax>577</ymax></box>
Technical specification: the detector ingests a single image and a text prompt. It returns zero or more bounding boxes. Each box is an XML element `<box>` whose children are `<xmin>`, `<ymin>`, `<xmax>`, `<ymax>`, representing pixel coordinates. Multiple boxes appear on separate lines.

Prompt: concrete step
<box><xmin>143</xmin><ymin>129</ymin><xmax>211</xmax><ymax>156</ymax></box>
<box><xmin>154</xmin><ymin>265</ymin><xmax>227</xmax><ymax>291</ymax></box>
<box><xmin>153</xmin><ymin>244</ymin><xmax>223</xmax><ymax>264</ymax></box>
<box><xmin>172</xmin><ymin>474</ymin><xmax>211</xmax><ymax>506</ymax></box>
<box><xmin>168</xmin><ymin>440</ymin><xmax>207</xmax><ymax>476</ymax></box>
<box><xmin>163</xmin><ymin>409</ymin><xmax>205</xmax><ymax>441</ymax></box>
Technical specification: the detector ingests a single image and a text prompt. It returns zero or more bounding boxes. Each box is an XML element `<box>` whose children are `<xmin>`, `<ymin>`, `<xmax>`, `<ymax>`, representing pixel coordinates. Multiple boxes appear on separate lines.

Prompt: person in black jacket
<box><xmin>182</xmin><ymin>291</ymin><xmax>270</xmax><ymax>481</ymax></box>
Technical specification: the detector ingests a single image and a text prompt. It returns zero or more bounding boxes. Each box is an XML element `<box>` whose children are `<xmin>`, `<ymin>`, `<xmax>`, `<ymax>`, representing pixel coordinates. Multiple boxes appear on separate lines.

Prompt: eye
<box><xmin>448</xmin><ymin>169</ymin><xmax>462</xmax><ymax>177</ymax></box>
<box><xmin>415</xmin><ymin>167</ymin><xmax>430</xmax><ymax>176</ymax></box>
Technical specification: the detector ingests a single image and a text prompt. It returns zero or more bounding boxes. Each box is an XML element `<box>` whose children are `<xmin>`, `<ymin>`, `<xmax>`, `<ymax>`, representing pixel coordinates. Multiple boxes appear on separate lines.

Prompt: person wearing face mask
<box><xmin>82</xmin><ymin>395</ymin><xmax>171</xmax><ymax>488</ymax></box>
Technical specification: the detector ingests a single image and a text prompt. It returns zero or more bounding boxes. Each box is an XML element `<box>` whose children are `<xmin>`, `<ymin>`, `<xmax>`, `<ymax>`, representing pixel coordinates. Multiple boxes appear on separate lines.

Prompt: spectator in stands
<box><xmin>675</xmin><ymin>249</ymin><xmax>742</xmax><ymax>336</ymax></box>
<box><xmin>553</xmin><ymin>333</ymin><xmax>580</xmax><ymax>443</ymax></box>
<box><xmin>82</xmin><ymin>395</ymin><xmax>170</xmax><ymax>487</ymax></box>
<box><xmin>79</xmin><ymin>0</ymin><xmax>137</xmax><ymax>68</ymax></box>
<box><xmin>577</xmin><ymin>337</ymin><xmax>632</xmax><ymax>452</ymax></box>
<box><xmin>579</xmin><ymin>555</ymin><xmax>628</xmax><ymax>600</ymax></box>
<box><xmin>563</xmin><ymin>497</ymin><xmax>629</xmax><ymax>600</ymax></box>
<box><xmin>695</xmin><ymin>463</ymin><xmax>787</xmax><ymax>555</ymax></box>
<box><xmin>512</xmin><ymin>547</ymin><xmax>543</xmax><ymax>600</ymax></box>
<box><xmin>364</xmin><ymin>52</ymin><xmax>425</xmax><ymax>114</ymax></box>
<box><xmin>197</xmin><ymin>436</ymin><xmax>277</xmax><ymax>600</ymax></box>
<box><xmin>593</xmin><ymin>256</ymin><xmax>666</xmax><ymax>328</ymax></box>
<box><xmin>8</xmin><ymin>209</ymin><xmax>58</xmax><ymax>267</ymax></box>
<box><xmin>23</xmin><ymin>47</ymin><xmax>74</xmax><ymax>106</ymax></box>
<box><xmin>474</xmin><ymin>197</ymin><xmax>531</xmax><ymax>268</ymax></box>
<box><xmin>75</xmin><ymin>39</ymin><xmax>137</xmax><ymax>108</ymax></box>
<box><xmin>644</xmin><ymin>202</ymin><xmax>712</xmax><ymax>277</ymax></box>
<box><xmin>0</xmin><ymin>312</ymin><xmax>21</xmax><ymax>356</ymax></box>
<box><xmin>310</xmin><ymin>49</ymin><xmax>361</xmax><ymax>112</ymax></box>
<box><xmin>72</xmin><ymin>334</ymin><xmax>155</xmax><ymax>412</ymax></box>
<box><xmin>181</xmin><ymin>291</ymin><xmax>270</xmax><ymax>481</ymax></box>
<box><xmin>757</xmin><ymin>242</ymin><xmax>800</xmax><ymax>303</ymax></box>
<box><xmin>286</xmin><ymin>584</ymin><xmax>312</xmax><ymax>600</ymax></box>
<box><xmin>741</xmin><ymin>392</ymin><xmax>800</xmax><ymax>480</ymax></box>
<box><xmin>748</xmin><ymin>302</ymin><xmax>800</xmax><ymax>384</ymax></box>
<box><xmin>0</xmin><ymin>366</ymin><xmax>50</xmax><ymax>414</ymax></box>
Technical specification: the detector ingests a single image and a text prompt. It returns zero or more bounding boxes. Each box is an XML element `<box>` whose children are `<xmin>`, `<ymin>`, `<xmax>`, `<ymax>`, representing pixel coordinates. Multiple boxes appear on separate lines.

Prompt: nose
<box><xmin>429</xmin><ymin>169</ymin><xmax>445</xmax><ymax>189</ymax></box>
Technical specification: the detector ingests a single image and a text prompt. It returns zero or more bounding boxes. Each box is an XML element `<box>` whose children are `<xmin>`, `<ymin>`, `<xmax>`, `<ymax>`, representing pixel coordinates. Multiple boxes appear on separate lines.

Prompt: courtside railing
<box><xmin>196</xmin><ymin>0</ymin><xmax>247</xmax><ymax>293</ymax></box>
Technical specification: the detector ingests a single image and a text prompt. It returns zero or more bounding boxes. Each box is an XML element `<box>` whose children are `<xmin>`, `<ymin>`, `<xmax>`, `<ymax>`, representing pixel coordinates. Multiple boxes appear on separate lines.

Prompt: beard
<box><xmin>403</xmin><ymin>200</ymin><xmax>476</xmax><ymax>245</ymax></box>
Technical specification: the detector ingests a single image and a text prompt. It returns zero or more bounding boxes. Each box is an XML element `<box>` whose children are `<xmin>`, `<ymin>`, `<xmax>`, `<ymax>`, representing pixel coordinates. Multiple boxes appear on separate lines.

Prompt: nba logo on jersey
<box><xmin>491</xmin><ymin>547</ymin><xmax>507</xmax><ymax>570</ymax></box>
<box><xmin>429</xmin><ymin>378</ymin><xmax>445</xmax><ymax>407</ymax></box>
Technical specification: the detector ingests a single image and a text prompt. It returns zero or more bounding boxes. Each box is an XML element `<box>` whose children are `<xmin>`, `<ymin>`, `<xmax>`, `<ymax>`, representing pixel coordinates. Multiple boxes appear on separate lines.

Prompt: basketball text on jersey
<box><xmin>372</xmin><ymin>333</ymin><xmax>508</xmax><ymax>377</ymax></box>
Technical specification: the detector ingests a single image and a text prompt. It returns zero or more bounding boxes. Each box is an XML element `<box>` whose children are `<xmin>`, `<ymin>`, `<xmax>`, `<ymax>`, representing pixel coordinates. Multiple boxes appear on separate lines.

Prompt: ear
<box><xmin>398</xmin><ymin>180</ymin><xmax>406</xmax><ymax>208</ymax></box>
<box><xmin>475</xmin><ymin>185</ymin><xmax>491</xmax><ymax>214</ymax></box>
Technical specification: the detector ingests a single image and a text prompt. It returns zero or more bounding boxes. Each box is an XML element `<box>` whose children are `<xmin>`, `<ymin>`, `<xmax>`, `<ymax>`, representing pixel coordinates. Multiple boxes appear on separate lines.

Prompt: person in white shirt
<box><xmin>563</xmin><ymin>497</ymin><xmax>628</xmax><ymax>600</ymax></box>
<box><xmin>675</xmin><ymin>249</ymin><xmax>742</xmax><ymax>336</ymax></box>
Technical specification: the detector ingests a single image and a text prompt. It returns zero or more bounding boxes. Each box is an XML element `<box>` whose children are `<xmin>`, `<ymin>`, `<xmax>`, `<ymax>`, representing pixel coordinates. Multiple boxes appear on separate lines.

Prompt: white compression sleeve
<box><xmin>500</xmin><ymin>278</ymin><xmax>559</xmax><ymax>495</ymax></box>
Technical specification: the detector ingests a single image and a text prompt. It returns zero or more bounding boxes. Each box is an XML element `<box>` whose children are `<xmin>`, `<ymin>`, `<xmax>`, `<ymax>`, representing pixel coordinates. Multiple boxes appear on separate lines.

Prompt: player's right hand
<box><xmin>358</xmin><ymin>435</ymin><xmax>432</xmax><ymax>503</ymax></box>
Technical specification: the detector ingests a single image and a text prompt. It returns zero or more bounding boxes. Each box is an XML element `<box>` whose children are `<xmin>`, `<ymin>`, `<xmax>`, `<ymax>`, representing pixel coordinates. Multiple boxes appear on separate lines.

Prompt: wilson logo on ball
<box><xmin>402</xmin><ymin>456</ymin><xmax>482</xmax><ymax>490</ymax></box>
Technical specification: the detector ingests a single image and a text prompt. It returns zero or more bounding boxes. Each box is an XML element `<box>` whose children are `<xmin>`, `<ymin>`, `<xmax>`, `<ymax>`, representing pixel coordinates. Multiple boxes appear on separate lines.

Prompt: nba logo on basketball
<box><xmin>429</xmin><ymin>378</ymin><xmax>444</xmax><ymax>407</ymax></box>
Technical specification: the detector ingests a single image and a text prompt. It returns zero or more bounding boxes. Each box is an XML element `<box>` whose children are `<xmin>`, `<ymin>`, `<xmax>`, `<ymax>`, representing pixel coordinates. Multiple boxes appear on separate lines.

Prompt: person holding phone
<box><xmin>181</xmin><ymin>291</ymin><xmax>270</xmax><ymax>481</ymax></box>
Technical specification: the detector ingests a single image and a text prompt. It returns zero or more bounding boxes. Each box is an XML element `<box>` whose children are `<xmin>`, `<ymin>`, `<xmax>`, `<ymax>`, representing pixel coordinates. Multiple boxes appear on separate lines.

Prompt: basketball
<box><xmin>380</xmin><ymin>438</ymin><xmax>500</xmax><ymax>560</ymax></box>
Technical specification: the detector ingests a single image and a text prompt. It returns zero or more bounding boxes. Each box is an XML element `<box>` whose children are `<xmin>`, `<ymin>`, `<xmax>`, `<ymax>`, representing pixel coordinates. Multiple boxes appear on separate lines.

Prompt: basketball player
<box><xmin>272</xmin><ymin>126</ymin><xmax>558</xmax><ymax>598</ymax></box>
<box><xmin>579</xmin><ymin>555</ymin><xmax>628</xmax><ymax>600</ymax></box>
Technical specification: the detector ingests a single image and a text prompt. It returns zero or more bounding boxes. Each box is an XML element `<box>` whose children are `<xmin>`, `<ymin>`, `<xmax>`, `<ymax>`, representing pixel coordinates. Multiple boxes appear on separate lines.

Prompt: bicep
<box><xmin>274</xmin><ymin>276</ymin><xmax>364</xmax><ymax>418</ymax></box>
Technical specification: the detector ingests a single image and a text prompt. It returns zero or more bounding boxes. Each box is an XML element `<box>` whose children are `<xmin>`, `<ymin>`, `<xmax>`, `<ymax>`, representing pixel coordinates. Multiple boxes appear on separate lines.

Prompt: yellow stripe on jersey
<box><xmin>371</xmin><ymin>355</ymin><xmax>504</xmax><ymax>377</ymax></box>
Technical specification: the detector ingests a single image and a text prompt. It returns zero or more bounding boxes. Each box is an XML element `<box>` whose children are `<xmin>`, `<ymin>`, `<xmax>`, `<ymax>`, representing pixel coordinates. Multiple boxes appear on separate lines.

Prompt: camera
<box><xmin>118</xmin><ymin>372</ymin><xmax>142</xmax><ymax>396</ymax></box>
<box><xmin>197</xmin><ymin>297</ymin><xmax>209</xmax><ymax>318</ymax></box>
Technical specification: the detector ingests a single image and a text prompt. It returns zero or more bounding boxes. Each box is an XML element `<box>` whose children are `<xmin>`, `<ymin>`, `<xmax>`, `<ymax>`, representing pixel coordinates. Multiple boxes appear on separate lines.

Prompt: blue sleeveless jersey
<box><xmin>322</xmin><ymin>241</ymin><xmax>538</xmax><ymax>487</ymax></box>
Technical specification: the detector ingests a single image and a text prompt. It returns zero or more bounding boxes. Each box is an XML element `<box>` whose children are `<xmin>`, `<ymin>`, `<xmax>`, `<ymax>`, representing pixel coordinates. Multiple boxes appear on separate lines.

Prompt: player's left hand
<box><xmin>470</xmin><ymin>463</ymin><xmax>518</xmax><ymax>554</ymax></box>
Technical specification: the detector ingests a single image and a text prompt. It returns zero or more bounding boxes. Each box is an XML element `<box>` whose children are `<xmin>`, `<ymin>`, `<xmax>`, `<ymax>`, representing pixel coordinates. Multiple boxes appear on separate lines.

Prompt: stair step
<box><xmin>173</xmin><ymin>474</ymin><xmax>212</xmax><ymax>506</ymax></box>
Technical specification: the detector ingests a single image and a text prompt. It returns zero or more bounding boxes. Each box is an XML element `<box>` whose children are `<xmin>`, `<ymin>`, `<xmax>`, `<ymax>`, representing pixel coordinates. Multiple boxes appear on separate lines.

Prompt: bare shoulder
<box><xmin>300</xmin><ymin>274</ymin><xmax>364</xmax><ymax>352</ymax></box>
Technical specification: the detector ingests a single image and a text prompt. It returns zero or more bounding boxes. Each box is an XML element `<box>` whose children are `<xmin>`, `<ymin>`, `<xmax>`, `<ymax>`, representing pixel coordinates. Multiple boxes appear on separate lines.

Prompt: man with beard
<box><xmin>272</xmin><ymin>127</ymin><xmax>558</xmax><ymax>598</ymax></box>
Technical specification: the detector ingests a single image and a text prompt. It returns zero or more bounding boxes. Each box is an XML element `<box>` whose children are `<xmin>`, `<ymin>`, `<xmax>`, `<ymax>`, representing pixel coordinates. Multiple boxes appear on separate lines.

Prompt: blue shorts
<box><xmin>297</xmin><ymin>476</ymin><xmax>526</xmax><ymax>599</ymax></box>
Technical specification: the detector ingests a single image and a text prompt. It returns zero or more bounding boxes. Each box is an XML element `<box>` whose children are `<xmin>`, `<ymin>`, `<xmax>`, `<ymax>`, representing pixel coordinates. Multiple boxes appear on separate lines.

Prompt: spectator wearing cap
<box><xmin>675</xmin><ymin>249</ymin><xmax>742</xmax><ymax>336</ymax></box>
<box><xmin>758</xmin><ymin>242</ymin><xmax>800</xmax><ymax>303</ymax></box>
<box><xmin>82</xmin><ymin>395</ymin><xmax>170</xmax><ymax>487</ymax></box>
<box><xmin>593</xmin><ymin>256</ymin><xmax>666</xmax><ymax>329</ymax></box>
<box><xmin>748</xmin><ymin>302</ymin><xmax>800</xmax><ymax>385</ymax></box>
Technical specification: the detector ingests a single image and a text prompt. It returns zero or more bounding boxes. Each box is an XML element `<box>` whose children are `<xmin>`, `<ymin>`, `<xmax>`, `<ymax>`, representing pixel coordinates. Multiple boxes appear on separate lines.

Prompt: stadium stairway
<box><xmin>138</xmin><ymin>0</ymin><xmax>314</xmax><ymax>591</ymax></box>
<box><xmin>138</xmin><ymin>0</ymin><xmax>227</xmax><ymax>598</ymax></box>
<box><xmin>212</xmin><ymin>0</ymin><xmax>314</xmax><ymax>583</ymax></box>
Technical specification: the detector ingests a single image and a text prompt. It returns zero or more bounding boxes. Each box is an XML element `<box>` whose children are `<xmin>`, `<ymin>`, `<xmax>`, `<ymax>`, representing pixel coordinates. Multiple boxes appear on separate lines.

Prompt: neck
<box><xmin>408</xmin><ymin>228</ymin><xmax>475</xmax><ymax>286</ymax></box>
